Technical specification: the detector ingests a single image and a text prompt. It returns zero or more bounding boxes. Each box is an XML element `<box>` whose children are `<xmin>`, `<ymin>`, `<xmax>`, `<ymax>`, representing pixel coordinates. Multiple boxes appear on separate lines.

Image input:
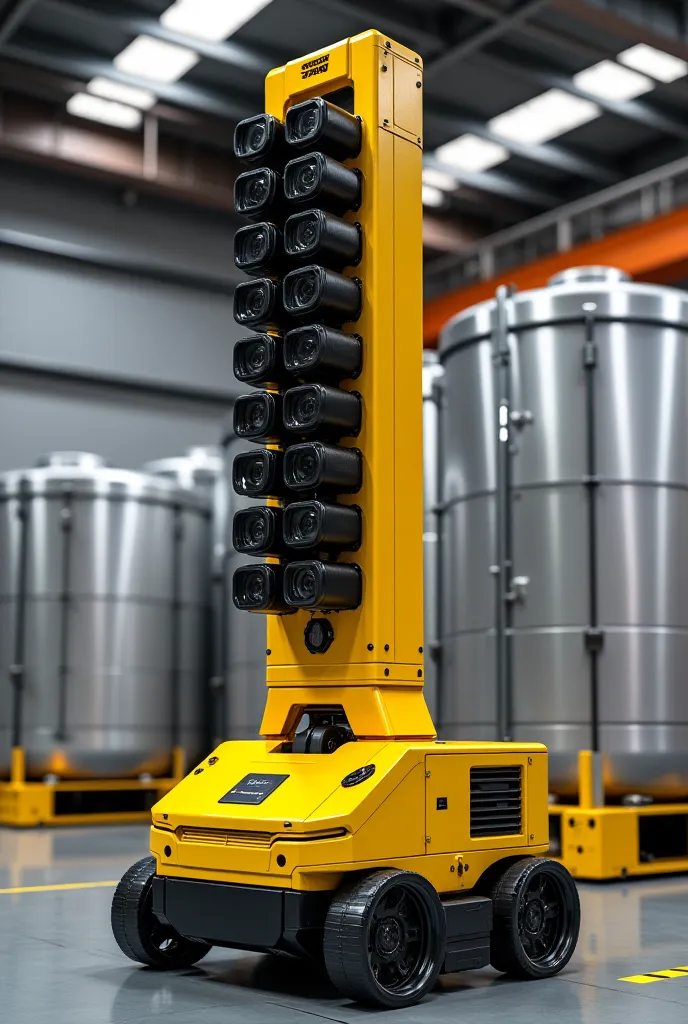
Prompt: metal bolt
<box><xmin>415</xmin><ymin>57</ymin><xmax>419</xmax><ymax>63</ymax></box>
<box><xmin>530</xmin><ymin>834</ymin><xmax>535</xmax><ymax>840</ymax></box>
<box><xmin>416</xmin><ymin>81</ymin><xmax>422</xmax><ymax>88</ymax></box>
<box><xmin>367</xmin><ymin>643</ymin><xmax>374</xmax><ymax>651</ymax></box>
<box><xmin>426</xmin><ymin>771</ymin><xmax>431</xmax><ymax>778</ymax></box>
<box><xmin>194</xmin><ymin>768</ymin><xmax>203</xmax><ymax>775</ymax></box>
<box><xmin>417</xmin><ymin>669</ymin><xmax>422</xmax><ymax>678</ymax></box>
<box><xmin>450</xmin><ymin>865</ymin><xmax>455</xmax><ymax>872</ymax></box>
<box><xmin>464</xmin><ymin>864</ymin><xmax>469</xmax><ymax>872</ymax></box>
<box><xmin>528</xmin><ymin>757</ymin><xmax>533</xmax><ymax>765</ymax></box>
<box><xmin>419</xmin><ymin>646</ymin><xmax>423</xmax><ymax>653</ymax></box>
<box><xmin>381</xmin><ymin>64</ymin><xmax>387</xmax><ymax>72</ymax></box>
<box><xmin>384</xmin><ymin>118</ymin><xmax>389</xmax><ymax>124</ymax></box>
<box><xmin>385</xmin><ymin>40</ymin><xmax>391</xmax><ymax>47</ymax></box>
<box><xmin>266</xmin><ymin>649</ymin><xmax>271</xmax><ymax>655</ymax></box>
<box><xmin>426</xmin><ymin>836</ymin><xmax>431</xmax><ymax>843</ymax></box>
<box><xmin>162</xmin><ymin>814</ymin><xmax>168</xmax><ymax>820</ymax></box>
<box><xmin>384</xmin><ymin>644</ymin><xmax>390</xmax><ymax>652</ymax></box>
<box><xmin>208</xmin><ymin>756</ymin><xmax>219</xmax><ymax>765</ymax></box>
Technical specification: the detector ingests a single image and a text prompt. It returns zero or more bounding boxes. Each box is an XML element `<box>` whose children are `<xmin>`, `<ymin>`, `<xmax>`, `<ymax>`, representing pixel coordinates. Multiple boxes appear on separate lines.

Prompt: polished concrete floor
<box><xmin>2</xmin><ymin>825</ymin><xmax>688</xmax><ymax>1023</ymax></box>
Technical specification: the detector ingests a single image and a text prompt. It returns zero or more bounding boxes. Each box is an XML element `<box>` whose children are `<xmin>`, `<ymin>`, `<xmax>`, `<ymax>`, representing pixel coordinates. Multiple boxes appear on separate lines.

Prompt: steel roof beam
<box><xmin>423</xmin><ymin>153</ymin><xmax>561</xmax><ymax>208</ymax></box>
<box><xmin>0</xmin><ymin>0</ymin><xmax>39</xmax><ymax>46</ymax></box>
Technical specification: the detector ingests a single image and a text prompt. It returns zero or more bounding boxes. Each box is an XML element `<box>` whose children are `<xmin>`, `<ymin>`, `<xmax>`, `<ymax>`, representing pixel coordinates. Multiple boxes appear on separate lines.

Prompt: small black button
<box><xmin>437</xmin><ymin>797</ymin><xmax>448</xmax><ymax>810</ymax></box>
<box><xmin>342</xmin><ymin>764</ymin><xmax>376</xmax><ymax>788</ymax></box>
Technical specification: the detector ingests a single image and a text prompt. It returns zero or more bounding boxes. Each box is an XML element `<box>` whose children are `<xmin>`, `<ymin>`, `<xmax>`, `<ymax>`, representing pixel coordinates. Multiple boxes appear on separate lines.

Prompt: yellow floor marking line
<box><xmin>0</xmin><ymin>880</ymin><xmax>117</xmax><ymax>895</ymax></box>
<box><xmin>620</xmin><ymin>967</ymin><xmax>688</xmax><ymax>984</ymax></box>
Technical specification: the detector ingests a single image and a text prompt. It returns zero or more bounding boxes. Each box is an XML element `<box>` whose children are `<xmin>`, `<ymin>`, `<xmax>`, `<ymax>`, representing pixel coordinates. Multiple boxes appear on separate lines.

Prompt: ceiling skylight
<box><xmin>114</xmin><ymin>36</ymin><xmax>199</xmax><ymax>83</ymax></box>
<box><xmin>422</xmin><ymin>167</ymin><xmax>457</xmax><ymax>191</ymax></box>
<box><xmin>434</xmin><ymin>133</ymin><xmax>508</xmax><ymax>174</ymax></box>
<box><xmin>573</xmin><ymin>59</ymin><xmax>653</xmax><ymax>102</ymax></box>
<box><xmin>422</xmin><ymin>184</ymin><xmax>445</xmax><ymax>208</ymax></box>
<box><xmin>161</xmin><ymin>0</ymin><xmax>274</xmax><ymax>42</ymax></box>
<box><xmin>87</xmin><ymin>77</ymin><xmax>157</xmax><ymax>111</ymax></box>
<box><xmin>66</xmin><ymin>93</ymin><xmax>142</xmax><ymax>130</ymax></box>
<box><xmin>618</xmin><ymin>43</ymin><xmax>688</xmax><ymax>84</ymax></box>
<box><xmin>489</xmin><ymin>89</ymin><xmax>599</xmax><ymax>146</ymax></box>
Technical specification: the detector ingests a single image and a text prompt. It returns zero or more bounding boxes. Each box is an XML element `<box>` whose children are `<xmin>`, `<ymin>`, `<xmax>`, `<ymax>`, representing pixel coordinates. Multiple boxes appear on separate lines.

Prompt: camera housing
<box><xmin>233</xmin><ymin>335</ymin><xmax>285</xmax><ymax>388</ymax></box>
<box><xmin>283</xmin><ymin>153</ymin><xmax>360</xmax><ymax>214</ymax></box>
<box><xmin>234</xmin><ymin>113</ymin><xmax>287</xmax><ymax>164</ymax></box>
<box><xmin>282</xmin><ymin>265</ymin><xmax>361</xmax><ymax>325</ymax></box>
<box><xmin>283</xmin><ymin>384</ymin><xmax>361</xmax><ymax>437</ymax></box>
<box><xmin>233</xmin><ymin>563</ymin><xmax>291</xmax><ymax>614</ymax></box>
<box><xmin>285</xmin><ymin>97</ymin><xmax>361</xmax><ymax>161</ymax></box>
<box><xmin>232</xmin><ymin>448</ymin><xmax>286</xmax><ymax>498</ymax></box>
<box><xmin>284</xmin><ymin>559</ymin><xmax>362</xmax><ymax>610</ymax></box>
<box><xmin>234</xmin><ymin>167</ymin><xmax>282</xmax><ymax>220</ymax></box>
<box><xmin>284</xmin><ymin>210</ymin><xmax>361</xmax><ymax>269</ymax></box>
<box><xmin>234</xmin><ymin>222</ymin><xmax>283</xmax><ymax>277</ymax></box>
<box><xmin>283</xmin><ymin>442</ymin><xmax>362</xmax><ymax>494</ymax></box>
<box><xmin>233</xmin><ymin>391</ymin><xmax>282</xmax><ymax>443</ymax></box>
<box><xmin>283</xmin><ymin>326</ymin><xmax>361</xmax><ymax>382</ymax></box>
<box><xmin>234</xmin><ymin>278</ymin><xmax>286</xmax><ymax>330</ymax></box>
<box><xmin>233</xmin><ymin>506</ymin><xmax>284</xmax><ymax>556</ymax></box>
<box><xmin>283</xmin><ymin>500</ymin><xmax>361</xmax><ymax>551</ymax></box>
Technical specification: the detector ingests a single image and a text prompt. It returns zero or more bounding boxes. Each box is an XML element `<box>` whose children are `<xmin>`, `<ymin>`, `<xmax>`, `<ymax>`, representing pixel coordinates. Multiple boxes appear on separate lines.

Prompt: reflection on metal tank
<box><xmin>438</xmin><ymin>267</ymin><xmax>688</xmax><ymax>798</ymax></box>
<box><xmin>422</xmin><ymin>353</ymin><xmax>443</xmax><ymax>722</ymax></box>
<box><xmin>222</xmin><ymin>433</ymin><xmax>266</xmax><ymax>741</ymax></box>
<box><xmin>0</xmin><ymin>452</ymin><xmax>211</xmax><ymax>779</ymax></box>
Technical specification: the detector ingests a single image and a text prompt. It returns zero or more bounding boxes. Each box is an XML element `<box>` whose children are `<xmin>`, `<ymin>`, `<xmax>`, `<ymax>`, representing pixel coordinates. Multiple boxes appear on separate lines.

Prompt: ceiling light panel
<box><xmin>573</xmin><ymin>59</ymin><xmax>653</xmax><ymax>102</ymax></box>
<box><xmin>114</xmin><ymin>36</ymin><xmax>199</xmax><ymax>83</ymax></box>
<box><xmin>434</xmin><ymin>133</ymin><xmax>508</xmax><ymax>173</ymax></box>
<box><xmin>422</xmin><ymin>184</ymin><xmax>444</xmax><ymax>207</ymax></box>
<box><xmin>618</xmin><ymin>43</ymin><xmax>688</xmax><ymax>84</ymax></box>
<box><xmin>161</xmin><ymin>0</ymin><xmax>274</xmax><ymax>42</ymax></box>
<box><xmin>87</xmin><ymin>77</ymin><xmax>157</xmax><ymax>110</ymax></box>
<box><xmin>489</xmin><ymin>89</ymin><xmax>599</xmax><ymax>146</ymax></box>
<box><xmin>66</xmin><ymin>93</ymin><xmax>142</xmax><ymax>130</ymax></box>
<box><xmin>422</xmin><ymin>167</ymin><xmax>457</xmax><ymax>191</ymax></box>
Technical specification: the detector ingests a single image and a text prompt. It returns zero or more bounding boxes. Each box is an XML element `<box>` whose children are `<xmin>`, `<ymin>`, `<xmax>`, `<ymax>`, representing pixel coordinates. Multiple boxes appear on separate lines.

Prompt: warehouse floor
<box><xmin>2</xmin><ymin>825</ymin><xmax>688</xmax><ymax>1024</ymax></box>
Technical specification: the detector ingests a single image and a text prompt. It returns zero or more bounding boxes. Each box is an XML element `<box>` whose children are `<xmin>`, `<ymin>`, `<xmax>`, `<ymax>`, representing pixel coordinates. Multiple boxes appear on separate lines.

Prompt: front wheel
<box><xmin>489</xmin><ymin>857</ymin><xmax>580</xmax><ymax>979</ymax></box>
<box><xmin>111</xmin><ymin>856</ymin><xmax>211</xmax><ymax>970</ymax></box>
<box><xmin>323</xmin><ymin>869</ymin><xmax>445</xmax><ymax>1009</ymax></box>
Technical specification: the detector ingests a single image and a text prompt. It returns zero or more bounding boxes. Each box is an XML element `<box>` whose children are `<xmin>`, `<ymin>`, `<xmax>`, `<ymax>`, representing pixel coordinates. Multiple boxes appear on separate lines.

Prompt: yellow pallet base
<box><xmin>0</xmin><ymin>747</ymin><xmax>186</xmax><ymax>827</ymax></box>
<box><xmin>549</xmin><ymin>751</ymin><xmax>688</xmax><ymax>880</ymax></box>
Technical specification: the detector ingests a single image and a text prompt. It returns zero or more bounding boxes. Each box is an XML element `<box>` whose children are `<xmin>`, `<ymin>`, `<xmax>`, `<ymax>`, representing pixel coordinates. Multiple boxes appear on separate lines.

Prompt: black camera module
<box><xmin>233</xmin><ymin>335</ymin><xmax>285</xmax><ymax>388</ymax></box>
<box><xmin>283</xmin><ymin>384</ymin><xmax>361</xmax><ymax>437</ymax></box>
<box><xmin>233</xmin><ymin>563</ymin><xmax>292</xmax><ymax>614</ymax></box>
<box><xmin>282</xmin><ymin>265</ymin><xmax>361</xmax><ymax>325</ymax></box>
<box><xmin>284</xmin><ymin>559</ymin><xmax>362</xmax><ymax>611</ymax></box>
<box><xmin>283</xmin><ymin>153</ymin><xmax>361</xmax><ymax>214</ymax></box>
<box><xmin>234</xmin><ymin>278</ymin><xmax>286</xmax><ymax>330</ymax></box>
<box><xmin>234</xmin><ymin>222</ymin><xmax>283</xmax><ymax>276</ymax></box>
<box><xmin>283</xmin><ymin>325</ymin><xmax>361</xmax><ymax>382</ymax></box>
<box><xmin>283</xmin><ymin>442</ymin><xmax>362</xmax><ymax>494</ymax></box>
<box><xmin>284</xmin><ymin>210</ymin><xmax>361</xmax><ymax>269</ymax></box>
<box><xmin>233</xmin><ymin>391</ymin><xmax>282</xmax><ymax>443</ymax></box>
<box><xmin>234</xmin><ymin>167</ymin><xmax>282</xmax><ymax>220</ymax></box>
<box><xmin>233</xmin><ymin>114</ymin><xmax>287</xmax><ymax>164</ymax></box>
<box><xmin>285</xmin><ymin>98</ymin><xmax>361</xmax><ymax>161</ymax></box>
<box><xmin>232</xmin><ymin>448</ymin><xmax>286</xmax><ymax>498</ymax></box>
<box><xmin>283</xmin><ymin>499</ymin><xmax>361</xmax><ymax>551</ymax></box>
<box><xmin>233</xmin><ymin>506</ymin><xmax>284</xmax><ymax>556</ymax></box>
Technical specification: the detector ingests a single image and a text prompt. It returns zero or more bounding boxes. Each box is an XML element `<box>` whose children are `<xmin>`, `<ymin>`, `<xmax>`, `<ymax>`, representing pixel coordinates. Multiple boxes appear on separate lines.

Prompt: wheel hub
<box><xmin>524</xmin><ymin>900</ymin><xmax>544</xmax><ymax>934</ymax></box>
<box><xmin>376</xmin><ymin>918</ymin><xmax>402</xmax><ymax>956</ymax></box>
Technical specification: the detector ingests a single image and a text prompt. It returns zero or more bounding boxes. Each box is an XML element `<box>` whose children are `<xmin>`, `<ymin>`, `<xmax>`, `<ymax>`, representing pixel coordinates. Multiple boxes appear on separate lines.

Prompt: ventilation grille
<box><xmin>470</xmin><ymin>766</ymin><xmax>522</xmax><ymax>838</ymax></box>
<box><xmin>177</xmin><ymin>826</ymin><xmax>273</xmax><ymax>849</ymax></box>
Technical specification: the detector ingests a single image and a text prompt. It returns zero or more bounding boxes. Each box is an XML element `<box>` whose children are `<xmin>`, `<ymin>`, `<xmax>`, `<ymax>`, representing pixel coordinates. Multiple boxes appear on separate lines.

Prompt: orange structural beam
<box><xmin>424</xmin><ymin>205</ymin><xmax>688</xmax><ymax>346</ymax></box>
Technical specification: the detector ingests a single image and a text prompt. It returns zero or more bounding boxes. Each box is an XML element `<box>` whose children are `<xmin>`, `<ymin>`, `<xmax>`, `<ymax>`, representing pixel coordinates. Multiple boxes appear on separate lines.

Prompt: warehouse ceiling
<box><xmin>2</xmin><ymin>0</ymin><xmax>688</xmax><ymax>263</ymax></box>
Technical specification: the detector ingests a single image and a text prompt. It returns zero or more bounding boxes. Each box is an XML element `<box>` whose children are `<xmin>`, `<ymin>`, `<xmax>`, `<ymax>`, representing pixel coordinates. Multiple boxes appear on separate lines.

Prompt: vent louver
<box><xmin>470</xmin><ymin>766</ymin><xmax>522</xmax><ymax>838</ymax></box>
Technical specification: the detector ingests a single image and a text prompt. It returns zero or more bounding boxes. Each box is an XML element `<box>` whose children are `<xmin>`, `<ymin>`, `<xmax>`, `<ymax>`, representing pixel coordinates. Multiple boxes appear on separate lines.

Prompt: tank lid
<box><xmin>36</xmin><ymin>451</ymin><xmax>107</xmax><ymax>469</ymax></box>
<box><xmin>548</xmin><ymin>266</ymin><xmax>631</xmax><ymax>287</ymax></box>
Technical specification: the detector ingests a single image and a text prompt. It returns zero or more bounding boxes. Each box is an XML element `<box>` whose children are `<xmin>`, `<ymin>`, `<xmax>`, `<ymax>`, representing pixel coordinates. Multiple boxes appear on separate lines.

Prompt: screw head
<box><xmin>208</xmin><ymin>756</ymin><xmax>219</xmax><ymax>765</ymax></box>
<box><xmin>384</xmin><ymin>644</ymin><xmax>390</xmax><ymax>652</ymax></box>
<box><xmin>416</xmin><ymin>80</ymin><xmax>422</xmax><ymax>88</ymax></box>
<box><xmin>367</xmin><ymin>643</ymin><xmax>374</xmax><ymax>651</ymax></box>
<box><xmin>194</xmin><ymin>768</ymin><xmax>203</xmax><ymax>775</ymax></box>
<box><xmin>384</xmin><ymin>668</ymin><xmax>390</xmax><ymax>676</ymax></box>
<box><xmin>417</xmin><ymin>669</ymin><xmax>423</xmax><ymax>678</ymax></box>
<box><xmin>266</xmin><ymin>649</ymin><xmax>271</xmax><ymax>655</ymax></box>
<box><xmin>381</xmin><ymin>64</ymin><xmax>387</xmax><ymax>71</ymax></box>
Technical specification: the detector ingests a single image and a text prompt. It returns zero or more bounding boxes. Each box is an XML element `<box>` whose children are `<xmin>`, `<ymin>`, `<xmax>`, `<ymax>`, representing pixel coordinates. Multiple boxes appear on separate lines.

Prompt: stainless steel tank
<box><xmin>438</xmin><ymin>267</ymin><xmax>688</xmax><ymax>797</ymax></box>
<box><xmin>0</xmin><ymin>452</ymin><xmax>210</xmax><ymax>779</ymax></box>
<box><xmin>221</xmin><ymin>433</ymin><xmax>267</xmax><ymax>741</ymax></box>
<box><xmin>422</xmin><ymin>353</ymin><xmax>443</xmax><ymax>722</ymax></box>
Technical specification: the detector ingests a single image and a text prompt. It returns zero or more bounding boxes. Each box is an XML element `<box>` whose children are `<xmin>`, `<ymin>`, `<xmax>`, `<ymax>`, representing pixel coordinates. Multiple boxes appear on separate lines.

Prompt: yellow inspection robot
<box><xmin>112</xmin><ymin>31</ymin><xmax>580</xmax><ymax>1010</ymax></box>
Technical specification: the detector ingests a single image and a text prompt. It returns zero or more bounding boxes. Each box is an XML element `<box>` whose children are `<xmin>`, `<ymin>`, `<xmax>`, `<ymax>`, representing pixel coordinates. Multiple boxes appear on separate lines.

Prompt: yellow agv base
<box><xmin>549</xmin><ymin>752</ymin><xmax>688</xmax><ymax>881</ymax></box>
<box><xmin>0</xmin><ymin>747</ymin><xmax>185</xmax><ymax>828</ymax></box>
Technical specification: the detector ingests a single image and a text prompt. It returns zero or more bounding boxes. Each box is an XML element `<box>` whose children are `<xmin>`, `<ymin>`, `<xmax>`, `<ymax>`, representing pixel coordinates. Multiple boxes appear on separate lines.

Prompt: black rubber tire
<box><xmin>323</xmin><ymin>869</ymin><xmax>445</xmax><ymax>1009</ymax></box>
<box><xmin>111</xmin><ymin>856</ymin><xmax>211</xmax><ymax>969</ymax></box>
<box><xmin>489</xmin><ymin>857</ymin><xmax>580</xmax><ymax>979</ymax></box>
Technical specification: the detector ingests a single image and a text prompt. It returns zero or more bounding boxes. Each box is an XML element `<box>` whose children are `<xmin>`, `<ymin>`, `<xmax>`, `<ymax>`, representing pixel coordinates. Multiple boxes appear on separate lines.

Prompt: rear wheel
<box><xmin>489</xmin><ymin>857</ymin><xmax>580</xmax><ymax>979</ymax></box>
<box><xmin>111</xmin><ymin>856</ymin><xmax>211</xmax><ymax>969</ymax></box>
<box><xmin>323</xmin><ymin>869</ymin><xmax>445</xmax><ymax>1009</ymax></box>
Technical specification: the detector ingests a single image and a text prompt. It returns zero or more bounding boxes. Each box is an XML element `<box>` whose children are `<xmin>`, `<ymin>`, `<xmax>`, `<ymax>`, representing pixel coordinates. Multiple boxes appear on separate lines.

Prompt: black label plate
<box><xmin>219</xmin><ymin>773</ymin><xmax>289</xmax><ymax>805</ymax></box>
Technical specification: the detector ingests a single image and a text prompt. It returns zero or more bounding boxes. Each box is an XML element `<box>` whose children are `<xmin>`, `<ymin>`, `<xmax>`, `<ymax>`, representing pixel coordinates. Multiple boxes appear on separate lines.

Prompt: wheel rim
<box><xmin>142</xmin><ymin>884</ymin><xmax>187</xmax><ymax>961</ymax></box>
<box><xmin>518</xmin><ymin>870</ymin><xmax>573</xmax><ymax>968</ymax></box>
<box><xmin>367</xmin><ymin>884</ymin><xmax>434</xmax><ymax>996</ymax></box>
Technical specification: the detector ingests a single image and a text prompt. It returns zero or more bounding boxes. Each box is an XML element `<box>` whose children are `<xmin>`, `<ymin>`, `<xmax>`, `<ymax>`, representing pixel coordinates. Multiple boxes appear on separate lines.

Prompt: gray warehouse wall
<box><xmin>0</xmin><ymin>160</ymin><xmax>244</xmax><ymax>472</ymax></box>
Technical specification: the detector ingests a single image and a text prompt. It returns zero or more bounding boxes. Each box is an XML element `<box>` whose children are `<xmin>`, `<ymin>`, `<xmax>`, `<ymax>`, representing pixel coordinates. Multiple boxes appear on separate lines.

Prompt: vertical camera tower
<box><xmin>231</xmin><ymin>29</ymin><xmax>432</xmax><ymax>748</ymax></box>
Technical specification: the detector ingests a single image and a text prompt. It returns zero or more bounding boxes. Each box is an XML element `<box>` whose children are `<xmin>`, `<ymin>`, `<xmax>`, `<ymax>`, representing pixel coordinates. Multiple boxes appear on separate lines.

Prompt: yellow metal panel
<box><xmin>392</xmin><ymin>54</ymin><xmax>423</xmax><ymax>139</ymax></box>
<box><xmin>261</xmin><ymin>685</ymin><xmax>435</xmax><ymax>739</ymax></box>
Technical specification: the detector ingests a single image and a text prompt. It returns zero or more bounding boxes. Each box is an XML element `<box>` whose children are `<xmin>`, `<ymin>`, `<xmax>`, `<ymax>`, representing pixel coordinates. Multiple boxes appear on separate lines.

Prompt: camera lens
<box><xmin>234</xmin><ymin>391</ymin><xmax>281</xmax><ymax>443</ymax></box>
<box><xmin>283</xmin><ymin>499</ymin><xmax>361</xmax><ymax>551</ymax></box>
<box><xmin>234</xmin><ymin>167</ymin><xmax>281</xmax><ymax>219</ymax></box>
<box><xmin>247</xmin><ymin>121</ymin><xmax>266</xmax><ymax>152</ymax></box>
<box><xmin>233</xmin><ymin>449</ymin><xmax>285</xmax><ymax>498</ymax></box>
<box><xmin>284</xmin><ymin>154</ymin><xmax>360</xmax><ymax>214</ymax></box>
<box><xmin>295</xmin><ymin>160</ymin><xmax>317</xmax><ymax>194</ymax></box>
<box><xmin>283</xmin><ymin>442</ymin><xmax>362</xmax><ymax>494</ymax></box>
<box><xmin>248</xmin><ymin>286</ymin><xmax>267</xmax><ymax>316</ymax></box>
<box><xmin>285</xmin><ymin>210</ymin><xmax>361</xmax><ymax>268</ymax></box>
<box><xmin>283</xmin><ymin>384</ymin><xmax>361</xmax><ymax>437</ymax></box>
<box><xmin>283</xmin><ymin>559</ymin><xmax>362</xmax><ymax>610</ymax></box>
<box><xmin>233</xmin><ymin>563</ymin><xmax>291</xmax><ymax>614</ymax></box>
<box><xmin>233</xmin><ymin>506</ymin><xmax>282</xmax><ymax>556</ymax></box>
<box><xmin>293</xmin><ymin>565</ymin><xmax>318</xmax><ymax>601</ymax></box>
<box><xmin>234</xmin><ymin>114</ymin><xmax>286</xmax><ymax>164</ymax></box>
<box><xmin>283</xmin><ymin>265</ymin><xmax>361</xmax><ymax>325</ymax></box>
<box><xmin>293</xmin><ymin>328</ymin><xmax>318</xmax><ymax>365</ymax></box>
<box><xmin>294</xmin><ymin>218</ymin><xmax>318</xmax><ymax>251</ymax></box>
<box><xmin>295</xmin><ymin>106</ymin><xmax>320</xmax><ymax>140</ymax></box>
<box><xmin>285</xmin><ymin>98</ymin><xmax>362</xmax><ymax>161</ymax></box>
<box><xmin>233</xmin><ymin>335</ymin><xmax>284</xmax><ymax>387</ymax></box>
<box><xmin>293</xmin><ymin>508</ymin><xmax>319</xmax><ymax>544</ymax></box>
<box><xmin>292</xmin><ymin>271</ymin><xmax>318</xmax><ymax>309</ymax></box>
